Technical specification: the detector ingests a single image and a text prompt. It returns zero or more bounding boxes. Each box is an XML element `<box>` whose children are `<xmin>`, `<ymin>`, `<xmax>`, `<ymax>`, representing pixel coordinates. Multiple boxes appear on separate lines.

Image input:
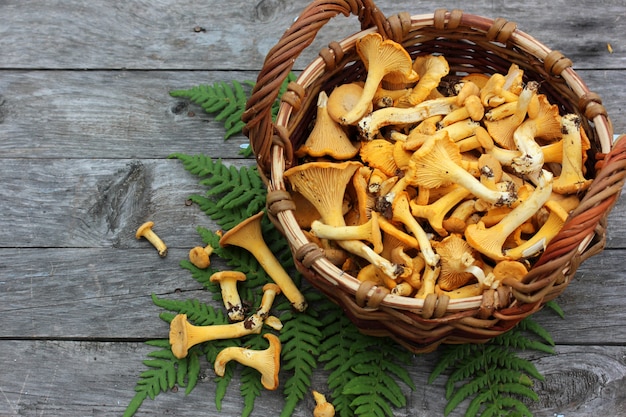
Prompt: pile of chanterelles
<box><xmin>286</xmin><ymin>33</ymin><xmax>591</xmax><ymax>300</ymax></box>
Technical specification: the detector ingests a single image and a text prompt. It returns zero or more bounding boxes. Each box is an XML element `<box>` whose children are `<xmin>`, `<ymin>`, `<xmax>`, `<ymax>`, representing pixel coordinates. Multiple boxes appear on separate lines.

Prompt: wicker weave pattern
<box><xmin>244</xmin><ymin>0</ymin><xmax>626</xmax><ymax>352</ymax></box>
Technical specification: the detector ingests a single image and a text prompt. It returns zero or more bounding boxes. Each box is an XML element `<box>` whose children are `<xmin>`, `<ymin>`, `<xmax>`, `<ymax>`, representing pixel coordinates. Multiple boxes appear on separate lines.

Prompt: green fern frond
<box><xmin>169</xmin><ymin>154</ymin><xmax>267</xmax><ymax>230</ymax></box>
<box><xmin>123</xmin><ymin>340</ymin><xmax>192</xmax><ymax>417</ymax></box>
<box><xmin>432</xmin><ymin>312</ymin><xmax>560</xmax><ymax>417</ymax></box>
<box><xmin>319</xmin><ymin>305</ymin><xmax>415</xmax><ymax>417</ymax></box>
<box><xmin>277</xmin><ymin>291</ymin><xmax>326</xmax><ymax>417</ymax></box>
<box><xmin>170</xmin><ymin>80</ymin><xmax>254</xmax><ymax>139</ymax></box>
<box><xmin>151</xmin><ymin>293</ymin><xmax>228</xmax><ymax>326</ymax></box>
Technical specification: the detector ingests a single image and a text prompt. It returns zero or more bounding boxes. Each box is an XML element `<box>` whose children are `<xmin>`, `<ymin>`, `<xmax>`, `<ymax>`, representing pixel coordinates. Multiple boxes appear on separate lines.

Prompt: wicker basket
<box><xmin>242</xmin><ymin>0</ymin><xmax>626</xmax><ymax>353</ymax></box>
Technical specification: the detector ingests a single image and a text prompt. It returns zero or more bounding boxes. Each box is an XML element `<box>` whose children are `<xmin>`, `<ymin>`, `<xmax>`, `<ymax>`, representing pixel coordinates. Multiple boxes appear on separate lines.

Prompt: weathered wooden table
<box><xmin>1</xmin><ymin>1</ymin><xmax>625</xmax><ymax>416</ymax></box>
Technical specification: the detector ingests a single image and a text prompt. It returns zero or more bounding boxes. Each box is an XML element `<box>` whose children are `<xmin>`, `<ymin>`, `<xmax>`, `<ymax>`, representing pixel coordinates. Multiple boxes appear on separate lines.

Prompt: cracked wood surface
<box><xmin>0</xmin><ymin>0</ymin><xmax>625</xmax><ymax>416</ymax></box>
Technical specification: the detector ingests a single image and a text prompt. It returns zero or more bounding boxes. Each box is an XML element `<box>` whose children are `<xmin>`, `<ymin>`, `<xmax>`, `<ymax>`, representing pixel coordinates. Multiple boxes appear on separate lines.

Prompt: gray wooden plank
<box><xmin>0</xmin><ymin>0</ymin><xmax>624</xmax><ymax>70</ymax></box>
<box><xmin>0</xmin><ymin>70</ymin><xmax>255</xmax><ymax>159</ymax></box>
<box><xmin>0</xmin><ymin>340</ymin><xmax>623</xmax><ymax>416</ymax></box>
<box><xmin>0</xmin><ymin>158</ymin><xmax>253</xmax><ymax>248</ymax></box>
<box><xmin>1</xmin><ymin>244</ymin><xmax>625</xmax><ymax>344</ymax></box>
<box><xmin>0</xmin><ymin>70</ymin><xmax>624</xmax><ymax>160</ymax></box>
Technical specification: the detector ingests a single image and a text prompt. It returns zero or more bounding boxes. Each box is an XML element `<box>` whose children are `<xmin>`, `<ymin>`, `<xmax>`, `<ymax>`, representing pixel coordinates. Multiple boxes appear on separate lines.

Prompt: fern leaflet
<box><xmin>170</xmin><ymin>80</ymin><xmax>253</xmax><ymax>139</ymax></box>
<box><xmin>431</xmin><ymin>314</ymin><xmax>559</xmax><ymax>417</ymax></box>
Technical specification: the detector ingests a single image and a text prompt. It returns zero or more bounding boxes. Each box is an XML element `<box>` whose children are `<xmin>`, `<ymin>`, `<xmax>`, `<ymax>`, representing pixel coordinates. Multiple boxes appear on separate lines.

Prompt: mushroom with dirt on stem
<box><xmin>219</xmin><ymin>211</ymin><xmax>307</xmax><ymax>312</ymax></box>
<box><xmin>357</xmin><ymin>96</ymin><xmax>458</xmax><ymax>140</ymax></box>
<box><xmin>339</xmin><ymin>33</ymin><xmax>415</xmax><ymax>125</ymax></box>
<box><xmin>210</xmin><ymin>270</ymin><xmax>247</xmax><ymax>322</ymax></box>
<box><xmin>257</xmin><ymin>283</ymin><xmax>281</xmax><ymax>319</ymax></box>
<box><xmin>464</xmin><ymin>169</ymin><xmax>554</xmax><ymax>261</ymax></box>
<box><xmin>136</xmin><ymin>221</ymin><xmax>167</xmax><ymax>257</ymax></box>
<box><xmin>214</xmin><ymin>333</ymin><xmax>282</xmax><ymax>391</ymax></box>
<box><xmin>511</xmin><ymin>94</ymin><xmax>562</xmax><ymax>176</ymax></box>
<box><xmin>552</xmin><ymin>113</ymin><xmax>593</xmax><ymax>194</ymax></box>
<box><xmin>169</xmin><ymin>312</ymin><xmax>264</xmax><ymax>359</ymax></box>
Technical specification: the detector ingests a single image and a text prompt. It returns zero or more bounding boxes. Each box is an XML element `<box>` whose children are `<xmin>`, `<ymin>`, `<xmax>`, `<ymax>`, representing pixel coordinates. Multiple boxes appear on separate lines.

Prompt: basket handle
<box><xmin>242</xmin><ymin>0</ymin><xmax>402</xmax><ymax>177</ymax></box>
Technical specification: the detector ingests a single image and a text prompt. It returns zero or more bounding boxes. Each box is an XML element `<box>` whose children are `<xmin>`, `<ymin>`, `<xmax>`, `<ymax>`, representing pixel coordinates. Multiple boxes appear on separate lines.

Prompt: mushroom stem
<box><xmin>464</xmin><ymin>169</ymin><xmax>554</xmax><ymax>261</ymax></box>
<box><xmin>210</xmin><ymin>271</ymin><xmax>247</xmax><ymax>322</ymax></box>
<box><xmin>257</xmin><ymin>283</ymin><xmax>281</xmax><ymax>319</ymax></box>
<box><xmin>358</xmin><ymin>96</ymin><xmax>457</xmax><ymax>140</ymax></box>
<box><xmin>390</xmin><ymin>192</ymin><xmax>440</xmax><ymax>267</ymax></box>
<box><xmin>552</xmin><ymin>114</ymin><xmax>592</xmax><ymax>194</ymax></box>
<box><xmin>135</xmin><ymin>221</ymin><xmax>167</xmax><ymax>257</ymax></box>
<box><xmin>310</xmin><ymin>213</ymin><xmax>383</xmax><ymax>253</ymax></box>
<box><xmin>169</xmin><ymin>313</ymin><xmax>263</xmax><ymax>359</ymax></box>
<box><xmin>219</xmin><ymin>211</ymin><xmax>307</xmax><ymax>312</ymax></box>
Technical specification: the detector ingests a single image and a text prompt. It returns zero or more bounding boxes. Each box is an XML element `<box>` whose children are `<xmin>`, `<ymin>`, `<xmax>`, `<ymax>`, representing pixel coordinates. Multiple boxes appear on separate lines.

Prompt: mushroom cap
<box><xmin>219</xmin><ymin>211</ymin><xmax>265</xmax><ymax>248</ymax></box>
<box><xmin>295</xmin><ymin>91</ymin><xmax>359</xmax><ymax>160</ymax></box>
<box><xmin>531</xmin><ymin>94</ymin><xmax>562</xmax><ymax>140</ymax></box>
<box><xmin>339</xmin><ymin>33</ymin><xmax>414</xmax><ymax>124</ymax></box>
<box><xmin>135</xmin><ymin>221</ymin><xmax>155</xmax><ymax>238</ymax></box>
<box><xmin>312</xmin><ymin>390</ymin><xmax>336</xmax><ymax>417</ymax></box>
<box><xmin>327</xmin><ymin>83</ymin><xmax>370</xmax><ymax>123</ymax></box>
<box><xmin>357</xmin><ymin>33</ymin><xmax>414</xmax><ymax>79</ymax></box>
<box><xmin>432</xmin><ymin>234</ymin><xmax>478</xmax><ymax>290</ymax></box>
<box><xmin>262</xmin><ymin>283</ymin><xmax>282</xmax><ymax>294</ymax></box>
<box><xmin>256</xmin><ymin>333</ymin><xmax>282</xmax><ymax>390</ymax></box>
<box><xmin>407</xmin><ymin>131</ymin><xmax>462</xmax><ymax>189</ymax></box>
<box><xmin>189</xmin><ymin>246</ymin><xmax>211</xmax><ymax>269</ymax></box>
<box><xmin>492</xmin><ymin>260</ymin><xmax>528</xmax><ymax>282</ymax></box>
<box><xmin>169</xmin><ymin>314</ymin><xmax>190</xmax><ymax>359</ymax></box>
<box><xmin>401</xmin><ymin>54</ymin><xmax>450</xmax><ymax>106</ymax></box>
<box><xmin>284</xmin><ymin>161</ymin><xmax>362</xmax><ymax>226</ymax></box>
<box><xmin>360</xmin><ymin>139</ymin><xmax>399</xmax><ymax>177</ymax></box>
<box><xmin>210</xmin><ymin>270</ymin><xmax>247</xmax><ymax>284</ymax></box>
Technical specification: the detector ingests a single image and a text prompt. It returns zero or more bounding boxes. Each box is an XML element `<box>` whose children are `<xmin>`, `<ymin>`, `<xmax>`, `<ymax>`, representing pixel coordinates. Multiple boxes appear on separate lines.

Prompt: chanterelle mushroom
<box><xmin>214</xmin><ymin>333</ymin><xmax>281</xmax><ymax>390</ymax></box>
<box><xmin>285</xmin><ymin>161</ymin><xmax>403</xmax><ymax>279</ymax></box>
<box><xmin>400</xmin><ymin>54</ymin><xmax>450</xmax><ymax>106</ymax></box>
<box><xmin>339</xmin><ymin>33</ymin><xmax>415</xmax><ymax>125</ymax></box>
<box><xmin>552</xmin><ymin>114</ymin><xmax>592</xmax><ymax>194</ymax></box>
<box><xmin>210</xmin><ymin>271</ymin><xmax>247</xmax><ymax>322</ymax></box>
<box><xmin>405</xmin><ymin>132</ymin><xmax>517</xmax><ymax>207</ymax></box>
<box><xmin>464</xmin><ymin>169</ymin><xmax>554</xmax><ymax>261</ymax></box>
<box><xmin>219</xmin><ymin>211</ymin><xmax>307</xmax><ymax>312</ymax></box>
<box><xmin>358</xmin><ymin>96</ymin><xmax>457</xmax><ymax>140</ymax></box>
<box><xmin>169</xmin><ymin>313</ymin><xmax>263</xmax><ymax>359</ymax></box>
<box><xmin>296</xmin><ymin>91</ymin><xmax>359</xmax><ymax>159</ymax></box>
<box><xmin>432</xmin><ymin>234</ymin><xmax>480</xmax><ymax>291</ymax></box>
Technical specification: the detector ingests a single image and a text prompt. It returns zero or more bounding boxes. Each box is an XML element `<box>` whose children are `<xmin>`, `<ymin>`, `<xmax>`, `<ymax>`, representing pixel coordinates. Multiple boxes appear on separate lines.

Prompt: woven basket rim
<box><xmin>266</xmin><ymin>9</ymin><xmax>616</xmax><ymax>314</ymax></box>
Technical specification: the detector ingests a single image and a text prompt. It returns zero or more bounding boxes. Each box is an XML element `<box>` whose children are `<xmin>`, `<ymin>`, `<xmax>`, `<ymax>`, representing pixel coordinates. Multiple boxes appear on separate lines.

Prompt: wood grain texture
<box><xmin>0</xmin><ymin>340</ymin><xmax>624</xmax><ymax>417</ymax></box>
<box><xmin>0</xmin><ymin>0</ymin><xmax>623</xmax><ymax>70</ymax></box>
<box><xmin>1</xmin><ymin>0</ymin><xmax>625</xmax><ymax>415</ymax></box>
